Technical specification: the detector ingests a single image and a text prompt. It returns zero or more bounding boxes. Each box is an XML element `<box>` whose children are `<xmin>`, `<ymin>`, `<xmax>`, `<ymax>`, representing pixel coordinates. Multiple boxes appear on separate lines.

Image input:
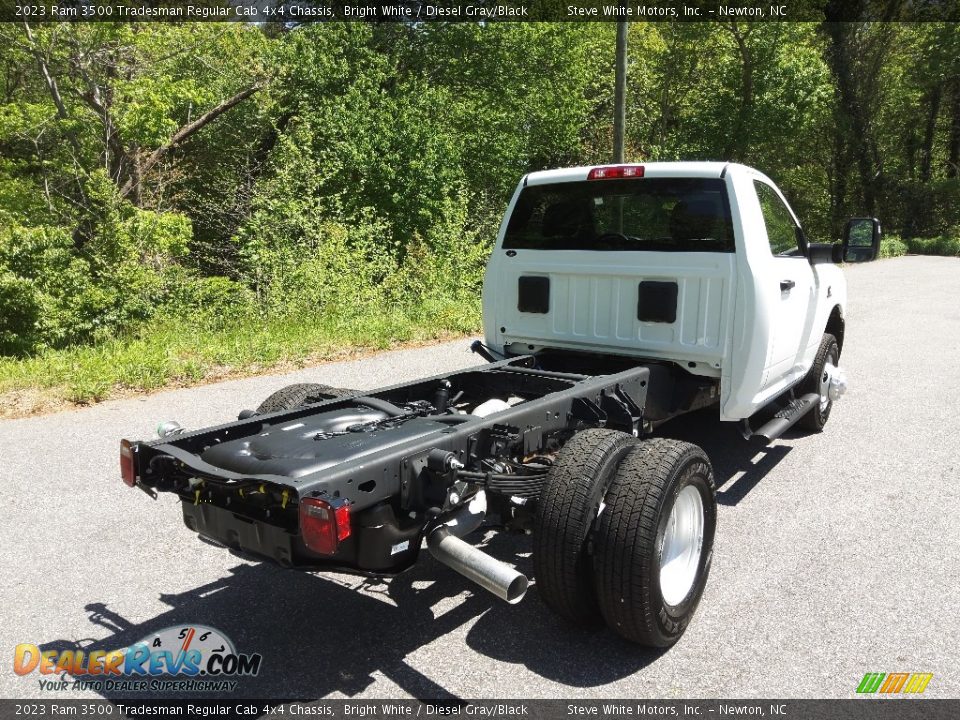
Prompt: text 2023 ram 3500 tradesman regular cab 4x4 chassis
<box><xmin>120</xmin><ymin>163</ymin><xmax>879</xmax><ymax>646</ymax></box>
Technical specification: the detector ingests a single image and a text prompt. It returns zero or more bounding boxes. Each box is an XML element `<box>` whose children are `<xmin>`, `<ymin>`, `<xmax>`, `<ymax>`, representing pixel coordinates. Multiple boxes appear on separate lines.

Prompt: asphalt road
<box><xmin>2</xmin><ymin>256</ymin><xmax>958</xmax><ymax>701</ymax></box>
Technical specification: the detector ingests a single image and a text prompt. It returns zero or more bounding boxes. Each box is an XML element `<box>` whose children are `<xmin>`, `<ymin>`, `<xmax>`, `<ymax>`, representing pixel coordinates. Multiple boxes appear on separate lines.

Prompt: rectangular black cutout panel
<box><xmin>518</xmin><ymin>276</ymin><xmax>550</xmax><ymax>314</ymax></box>
<box><xmin>637</xmin><ymin>281</ymin><xmax>678</xmax><ymax>323</ymax></box>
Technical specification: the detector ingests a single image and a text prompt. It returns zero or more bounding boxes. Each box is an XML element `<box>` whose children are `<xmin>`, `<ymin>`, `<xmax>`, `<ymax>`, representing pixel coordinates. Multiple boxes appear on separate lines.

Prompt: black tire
<box><xmin>533</xmin><ymin>428</ymin><xmax>639</xmax><ymax>624</ymax></box>
<box><xmin>593</xmin><ymin>439</ymin><xmax>716</xmax><ymax>647</ymax></box>
<box><xmin>796</xmin><ymin>333</ymin><xmax>840</xmax><ymax>432</ymax></box>
<box><xmin>256</xmin><ymin>383</ymin><xmax>356</xmax><ymax>413</ymax></box>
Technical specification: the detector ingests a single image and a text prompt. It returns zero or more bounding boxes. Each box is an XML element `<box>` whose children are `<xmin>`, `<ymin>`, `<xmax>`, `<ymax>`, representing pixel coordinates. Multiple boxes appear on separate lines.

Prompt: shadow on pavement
<box><xmin>656</xmin><ymin>408</ymin><xmax>793</xmax><ymax>506</ymax></box>
<box><xmin>35</xmin><ymin>410</ymin><xmax>792</xmax><ymax>701</ymax></box>
<box><xmin>464</xmin><ymin>533</ymin><xmax>667</xmax><ymax>683</ymax></box>
<box><xmin>38</xmin><ymin>533</ymin><xmax>654</xmax><ymax>702</ymax></box>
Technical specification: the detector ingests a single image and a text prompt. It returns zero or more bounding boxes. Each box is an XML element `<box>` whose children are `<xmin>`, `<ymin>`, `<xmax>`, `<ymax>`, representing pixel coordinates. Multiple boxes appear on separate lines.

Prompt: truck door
<box><xmin>753</xmin><ymin>181</ymin><xmax>816</xmax><ymax>387</ymax></box>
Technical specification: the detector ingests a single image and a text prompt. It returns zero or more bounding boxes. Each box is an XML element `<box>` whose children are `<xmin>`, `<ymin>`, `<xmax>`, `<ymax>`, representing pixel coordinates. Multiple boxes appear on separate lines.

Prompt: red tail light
<box><xmin>120</xmin><ymin>439</ymin><xmax>137</xmax><ymax>487</ymax></box>
<box><xmin>300</xmin><ymin>497</ymin><xmax>351</xmax><ymax>555</ymax></box>
<box><xmin>587</xmin><ymin>165</ymin><xmax>644</xmax><ymax>180</ymax></box>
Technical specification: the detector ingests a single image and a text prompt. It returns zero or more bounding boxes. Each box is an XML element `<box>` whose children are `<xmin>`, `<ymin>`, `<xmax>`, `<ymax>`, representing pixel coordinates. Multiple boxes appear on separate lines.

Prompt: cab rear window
<box><xmin>503</xmin><ymin>178</ymin><xmax>734</xmax><ymax>252</ymax></box>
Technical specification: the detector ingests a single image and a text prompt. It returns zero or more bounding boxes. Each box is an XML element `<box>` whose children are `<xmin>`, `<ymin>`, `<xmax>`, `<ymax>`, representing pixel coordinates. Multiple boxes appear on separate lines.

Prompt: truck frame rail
<box><xmin>123</xmin><ymin>356</ymin><xmax>649</xmax><ymax>574</ymax></box>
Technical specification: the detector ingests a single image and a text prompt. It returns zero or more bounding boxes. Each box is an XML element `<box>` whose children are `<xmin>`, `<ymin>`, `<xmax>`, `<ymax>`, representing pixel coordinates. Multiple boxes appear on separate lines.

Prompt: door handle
<box><xmin>780</xmin><ymin>279</ymin><xmax>796</xmax><ymax>291</ymax></box>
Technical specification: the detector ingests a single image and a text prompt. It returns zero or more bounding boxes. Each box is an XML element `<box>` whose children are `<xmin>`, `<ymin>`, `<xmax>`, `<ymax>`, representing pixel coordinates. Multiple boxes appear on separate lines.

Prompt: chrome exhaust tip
<box><xmin>427</xmin><ymin>527</ymin><xmax>529</xmax><ymax>604</ymax></box>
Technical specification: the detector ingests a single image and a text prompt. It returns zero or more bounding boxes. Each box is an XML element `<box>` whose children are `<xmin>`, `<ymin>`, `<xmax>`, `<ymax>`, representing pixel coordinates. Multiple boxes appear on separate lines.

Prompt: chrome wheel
<box><xmin>659</xmin><ymin>485</ymin><xmax>705</xmax><ymax>607</ymax></box>
<box><xmin>819</xmin><ymin>355</ymin><xmax>841</xmax><ymax>412</ymax></box>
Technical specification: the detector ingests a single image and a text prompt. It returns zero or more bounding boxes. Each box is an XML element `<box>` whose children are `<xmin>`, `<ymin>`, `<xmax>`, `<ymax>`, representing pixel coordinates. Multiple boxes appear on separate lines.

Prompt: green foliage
<box><xmin>0</xmin><ymin>272</ymin><xmax>41</xmax><ymax>355</ymax></box>
<box><xmin>0</xmin><ymin>174</ymin><xmax>193</xmax><ymax>352</ymax></box>
<box><xmin>905</xmin><ymin>233</ymin><xmax>960</xmax><ymax>257</ymax></box>
<box><xmin>879</xmin><ymin>232</ymin><xmax>960</xmax><ymax>258</ymax></box>
<box><xmin>879</xmin><ymin>234</ymin><xmax>908</xmax><ymax>258</ymax></box>
<box><xmin>171</xmin><ymin>276</ymin><xmax>256</xmax><ymax>328</ymax></box>
<box><xmin>0</xmin><ymin>21</ymin><xmax>958</xmax><ymax>410</ymax></box>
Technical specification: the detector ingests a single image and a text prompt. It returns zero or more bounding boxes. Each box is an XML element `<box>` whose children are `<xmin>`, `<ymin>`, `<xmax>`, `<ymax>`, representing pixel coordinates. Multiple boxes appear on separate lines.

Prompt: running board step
<box><xmin>748</xmin><ymin>393</ymin><xmax>820</xmax><ymax>443</ymax></box>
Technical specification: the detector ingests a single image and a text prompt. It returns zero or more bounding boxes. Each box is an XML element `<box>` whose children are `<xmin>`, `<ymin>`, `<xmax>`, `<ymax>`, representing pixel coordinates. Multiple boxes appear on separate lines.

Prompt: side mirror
<box><xmin>842</xmin><ymin>217</ymin><xmax>881</xmax><ymax>262</ymax></box>
<box><xmin>807</xmin><ymin>242</ymin><xmax>844</xmax><ymax>264</ymax></box>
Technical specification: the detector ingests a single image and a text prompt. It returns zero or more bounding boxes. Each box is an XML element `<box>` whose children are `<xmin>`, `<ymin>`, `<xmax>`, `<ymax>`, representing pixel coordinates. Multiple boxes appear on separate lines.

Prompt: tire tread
<box><xmin>257</xmin><ymin>383</ymin><xmax>356</xmax><ymax>413</ymax></box>
<box><xmin>533</xmin><ymin>429</ymin><xmax>638</xmax><ymax>623</ymax></box>
<box><xmin>796</xmin><ymin>333</ymin><xmax>838</xmax><ymax>432</ymax></box>
<box><xmin>594</xmin><ymin>438</ymin><xmax>715</xmax><ymax>646</ymax></box>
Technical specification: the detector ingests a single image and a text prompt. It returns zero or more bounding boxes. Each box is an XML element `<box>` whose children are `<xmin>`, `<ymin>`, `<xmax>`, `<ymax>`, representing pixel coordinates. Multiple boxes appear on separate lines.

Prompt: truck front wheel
<box><xmin>533</xmin><ymin>428</ymin><xmax>639</xmax><ymax>624</ymax></box>
<box><xmin>593</xmin><ymin>439</ymin><xmax>716</xmax><ymax>647</ymax></box>
<box><xmin>797</xmin><ymin>333</ymin><xmax>840</xmax><ymax>432</ymax></box>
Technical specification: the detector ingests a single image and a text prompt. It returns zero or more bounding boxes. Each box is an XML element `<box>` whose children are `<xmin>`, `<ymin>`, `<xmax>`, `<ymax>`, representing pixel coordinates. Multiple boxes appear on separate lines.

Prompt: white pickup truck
<box><xmin>124</xmin><ymin>162</ymin><xmax>879</xmax><ymax>649</ymax></box>
<box><xmin>483</xmin><ymin>161</ymin><xmax>877</xmax><ymax>432</ymax></box>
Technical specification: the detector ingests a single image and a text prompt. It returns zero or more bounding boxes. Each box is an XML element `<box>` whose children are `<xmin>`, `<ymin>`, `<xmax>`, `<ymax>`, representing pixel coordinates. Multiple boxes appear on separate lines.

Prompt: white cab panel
<box><xmin>488</xmin><ymin>250</ymin><xmax>734</xmax><ymax>377</ymax></box>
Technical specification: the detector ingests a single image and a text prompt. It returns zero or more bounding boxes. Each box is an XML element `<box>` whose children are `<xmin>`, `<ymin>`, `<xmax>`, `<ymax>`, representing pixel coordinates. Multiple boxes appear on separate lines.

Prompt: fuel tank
<box><xmin>200</xmin><ymin>407</ymin><xmax>450</xmax><ymax>478</ymax></box>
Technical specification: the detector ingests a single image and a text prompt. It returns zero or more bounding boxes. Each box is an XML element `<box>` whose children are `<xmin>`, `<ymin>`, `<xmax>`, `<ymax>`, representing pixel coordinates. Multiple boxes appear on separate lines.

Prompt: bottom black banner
<box><xmin>1</xmin><ymin>699</ymin><xmax>958</xmax><ymax>720</ymax></box>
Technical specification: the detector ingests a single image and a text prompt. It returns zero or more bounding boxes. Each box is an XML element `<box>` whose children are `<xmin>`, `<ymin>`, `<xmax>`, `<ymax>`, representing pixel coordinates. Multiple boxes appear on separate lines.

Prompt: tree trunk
<box><xmin>824</xmin><ymin>22</ymin><xmax>855</xmax><ymax>228</ymax></box>
<box><xmin>919</xmin><ymin>83</ymin><xmax>942</xmax><ymax>184</ymax></box>
<box><xmin>905</xmin><ymin>83</ymin><xmax>944</xmax><ymax>236</ymax></box>
<box><xmin>948</xmin><ymin>80</ymin><xmax>960</xmax><ymax>179</ymax></box>
<box><xmin>823</xmin><ymin>1</ymin><xmax>901</xmax><ymax>226</ymax></box>
<box><xmin>120</xmin><ymin>84</ymin><xmax>262</xmax><ymax>200</ymax></box>
<box><xmin>724</xmin><ymin>23</ymin><xmax>754</xmax><ymax>159</ymax></box>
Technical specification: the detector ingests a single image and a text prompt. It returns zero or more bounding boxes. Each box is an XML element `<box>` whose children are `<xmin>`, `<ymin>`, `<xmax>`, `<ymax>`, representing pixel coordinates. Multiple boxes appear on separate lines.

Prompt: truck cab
<box><xmin>482</xmin><ymin>162</ymin><xmax>878</xmax><ymax>422</ymax></box>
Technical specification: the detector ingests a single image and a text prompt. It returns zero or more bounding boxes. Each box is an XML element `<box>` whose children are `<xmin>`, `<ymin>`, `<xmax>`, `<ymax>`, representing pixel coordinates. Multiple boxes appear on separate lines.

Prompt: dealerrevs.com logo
<box><xmin>14</xmin><ymin>625</ymin><xmax>262</xmax><ymax>693</ymax></box>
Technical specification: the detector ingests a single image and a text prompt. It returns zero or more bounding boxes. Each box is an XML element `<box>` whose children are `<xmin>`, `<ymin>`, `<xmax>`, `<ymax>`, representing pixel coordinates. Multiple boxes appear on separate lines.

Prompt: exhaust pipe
<box><xmin>427</xmin><ymin>490</ymin><xmax>529</xmax><ymax>604</ymax></box>
<box><xmin>427</xmin><ymin>527</ymin><xmax>529</xmax><ymax>604</ymax></box>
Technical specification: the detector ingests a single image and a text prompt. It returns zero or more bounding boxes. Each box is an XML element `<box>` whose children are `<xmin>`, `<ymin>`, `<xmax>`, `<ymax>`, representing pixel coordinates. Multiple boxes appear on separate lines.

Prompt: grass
<box><xmin>4</xmin><ymin>230</ymin><xmax>955</xmax><ymax>419</ymax></box>
<box><xmin>0</xmin><ymin>296</ymin><xmax>480</xmax><ymax>418</ymax></box>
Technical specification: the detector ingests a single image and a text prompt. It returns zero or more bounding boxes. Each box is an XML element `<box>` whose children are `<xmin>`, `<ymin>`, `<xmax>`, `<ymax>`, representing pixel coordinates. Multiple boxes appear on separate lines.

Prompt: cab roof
<box><xmin>525</xmin><ymin>162</ymin><xmax>737</xmax><ymax>186</ymax></box>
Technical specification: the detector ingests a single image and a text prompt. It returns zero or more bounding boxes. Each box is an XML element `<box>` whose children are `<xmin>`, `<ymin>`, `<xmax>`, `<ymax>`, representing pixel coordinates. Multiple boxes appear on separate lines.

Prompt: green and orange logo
<box><xmin>857</xmin><ymin>672</ymin><xmax>933</xmax><ymax>694</ymax></box>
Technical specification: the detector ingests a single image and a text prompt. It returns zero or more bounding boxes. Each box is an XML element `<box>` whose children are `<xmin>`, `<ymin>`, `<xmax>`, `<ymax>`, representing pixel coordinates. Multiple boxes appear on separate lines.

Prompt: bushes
<box><xmin>169</xmin><ymin>276</ymin><xmax>256</xmax><ymax>329</ymax></box>
<box><xmin>904</xmin><ymin>233</ymin><xmax>960</xmax><ymax>257</ymax></box>
<box><xmin>880</xmin><ymin>234</ymin><xmax>908</xmax><ymax>258</ymax></box>
<box><xmin>236</xmin><ymin>191</ymin><xmax>488</xmax><ymax>340</ymax></box>
<box><xmin>880</xmin><ymin>231</ymin><xmax>960</xmax><ymax>259</ymax></box>
<box><xmin>0</xmin><ymin>145</ymin><xmax>491</xmax><ymax>368</ymax></box>
<box><xmin>230</xmin><ymin>60</ymin><xmax>496</xmax><ymax>339</ymax></box>
<box><xmin>0</xmin><ymin>272</ymin><xmax>41</xmax><ymax>355</ymax></box>
<box><xmin>0</xmin><ymin>187</ymin><xmax>197</xmax><ymax>354</ymax></box>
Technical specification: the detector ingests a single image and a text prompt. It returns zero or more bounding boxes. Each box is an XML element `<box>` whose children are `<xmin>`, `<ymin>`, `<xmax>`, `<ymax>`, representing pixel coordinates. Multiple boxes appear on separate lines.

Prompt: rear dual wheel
<box><xmin>533</xmin><ymin>429</ymin><xmax>637</xmax><ymax>623</ymax></box>
<box><xmin>534</xmin><ymin>430</ymin><xmax>716</xmax><ymax>647</ymax></box>
<box><xmin>594</xmin><ymin>439</ymin><xmax>716</xmax><ymax>646</ymax></box>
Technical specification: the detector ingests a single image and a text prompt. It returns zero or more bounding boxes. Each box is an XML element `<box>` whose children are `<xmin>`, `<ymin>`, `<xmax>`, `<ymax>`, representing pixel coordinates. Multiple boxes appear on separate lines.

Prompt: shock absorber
<box><xmin>433</xmin><ymin>380</ymin><xmax>451</xmax><ymax>413</ymax></box>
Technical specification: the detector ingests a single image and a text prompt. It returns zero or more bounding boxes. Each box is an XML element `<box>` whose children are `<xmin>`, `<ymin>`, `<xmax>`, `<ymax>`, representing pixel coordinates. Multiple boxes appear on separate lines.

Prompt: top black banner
<box><xmin>0</xmin><ymin>699</ymin><xmax>958</xmax><ymax>720</ymax></box>
<box><xmin>1</xmin><ymin>0</ymin><xmax>959</xmax><ymax>23</ymax></box>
